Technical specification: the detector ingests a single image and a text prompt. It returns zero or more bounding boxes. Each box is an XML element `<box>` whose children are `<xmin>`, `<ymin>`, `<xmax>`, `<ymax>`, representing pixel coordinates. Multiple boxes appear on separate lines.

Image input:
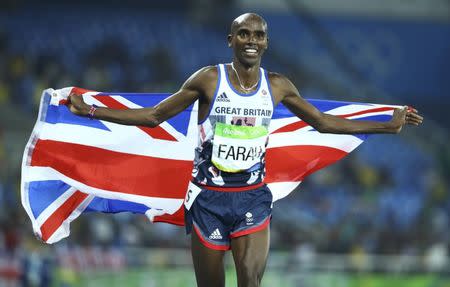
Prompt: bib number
<box><xmin>211</xmin><ymin>122</ymin><xmax>268</xmax><ymax>172</ymax></box>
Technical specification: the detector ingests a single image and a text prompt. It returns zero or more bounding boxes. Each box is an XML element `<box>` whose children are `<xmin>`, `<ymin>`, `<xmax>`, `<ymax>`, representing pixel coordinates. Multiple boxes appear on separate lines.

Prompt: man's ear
<box><xmin>227</xmin><ymin>34</ymin><xmax>232</xmax><ymax>47</ymax></box>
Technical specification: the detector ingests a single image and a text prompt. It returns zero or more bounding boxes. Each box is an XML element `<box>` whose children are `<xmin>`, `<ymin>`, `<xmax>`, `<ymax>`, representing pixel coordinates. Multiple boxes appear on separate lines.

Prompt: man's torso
<box><xmin>192</xmin><ymin>63</ymin><xmax>275</xmax><ymax>188</ymax></box>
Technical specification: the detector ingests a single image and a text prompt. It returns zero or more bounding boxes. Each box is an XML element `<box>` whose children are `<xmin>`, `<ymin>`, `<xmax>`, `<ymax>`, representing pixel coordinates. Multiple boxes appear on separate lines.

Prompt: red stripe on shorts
<box><xmin>230</xmin><ymin>216</ymin><xmax>271</xmax><ymax>238</ymax></box>
<box><xmin>193</xmin><ymin>181</ymin><xmax>264</xmax><ymax>192</ymax></box>
<box><xmin>193</xmin><ymin>225</ymin><xmax>230</xmax><ymax>251</ymax></box>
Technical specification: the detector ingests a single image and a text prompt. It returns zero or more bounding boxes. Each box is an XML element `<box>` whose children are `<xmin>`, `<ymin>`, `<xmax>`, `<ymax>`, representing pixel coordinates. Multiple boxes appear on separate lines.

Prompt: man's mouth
<box><xmin>243</xmin><ymin>48</ymin><xmax>258</xmax><ymax>56</ymax></box>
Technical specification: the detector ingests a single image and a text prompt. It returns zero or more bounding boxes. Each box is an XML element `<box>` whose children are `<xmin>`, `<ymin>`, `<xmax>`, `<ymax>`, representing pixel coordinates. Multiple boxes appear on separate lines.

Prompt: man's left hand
<box><xmin>390</xmin><ymin>106</ymin><xmax>423</xmax><ymax>133</ymax></box>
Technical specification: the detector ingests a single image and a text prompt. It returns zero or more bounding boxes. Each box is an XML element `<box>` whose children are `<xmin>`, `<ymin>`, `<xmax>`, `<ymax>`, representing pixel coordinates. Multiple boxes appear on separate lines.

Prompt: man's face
<box><xmin>228</xmin><ymin>18</ymin><xmax>268</xmax><ymax>66</ymax></box>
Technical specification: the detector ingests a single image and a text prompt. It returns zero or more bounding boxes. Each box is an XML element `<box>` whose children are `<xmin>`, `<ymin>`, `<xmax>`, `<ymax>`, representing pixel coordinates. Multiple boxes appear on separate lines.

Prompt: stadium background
<box><xmin>0</xmin><ymin>0</ymin><xmax>448</xmax><ymax>286</ymax></box>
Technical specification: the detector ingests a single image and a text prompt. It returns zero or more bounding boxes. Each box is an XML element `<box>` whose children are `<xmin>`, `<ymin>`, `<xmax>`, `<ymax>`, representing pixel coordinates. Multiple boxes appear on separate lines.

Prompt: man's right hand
<box><xmin>67</xmin><ymin>93</ymin><xmax>91</xmax><ymax>116</ymax></box>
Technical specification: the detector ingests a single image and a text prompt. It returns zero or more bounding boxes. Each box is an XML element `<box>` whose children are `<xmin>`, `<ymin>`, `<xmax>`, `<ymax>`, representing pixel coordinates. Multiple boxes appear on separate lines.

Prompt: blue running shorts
<box><xmin>184</xmin><ymin>182</ymin><xmax>273</xmax><ymax>250</ymax></box>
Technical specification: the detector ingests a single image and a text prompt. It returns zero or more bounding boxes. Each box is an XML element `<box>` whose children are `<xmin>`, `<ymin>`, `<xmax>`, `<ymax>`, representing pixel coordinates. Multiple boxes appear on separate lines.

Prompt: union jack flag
<box><xmin>21</xmin><ymin>87</ymin><xmax>398</xmax><ymax>243</ymax></box>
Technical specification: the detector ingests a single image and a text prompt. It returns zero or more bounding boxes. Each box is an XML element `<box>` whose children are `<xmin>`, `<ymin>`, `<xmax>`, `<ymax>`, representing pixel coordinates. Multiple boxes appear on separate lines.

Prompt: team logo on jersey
<box><xmin>261</xmin><ymin>89</ymin><xmax>271</xmax><ymax>106</ymax></box>
<box><xmin>245</xmin><ymin>212</ymin><xmax>254</xmax><ymax>225</ymax></box>
<box><xmin>209</xmin><ymin>228</ymin><xmax>223</xmax><ymax>239</ymax></box>
<box><xmin>217</xmin><ymin>92</ymin><xmax>230</xmax><ymax>102</ymax></box>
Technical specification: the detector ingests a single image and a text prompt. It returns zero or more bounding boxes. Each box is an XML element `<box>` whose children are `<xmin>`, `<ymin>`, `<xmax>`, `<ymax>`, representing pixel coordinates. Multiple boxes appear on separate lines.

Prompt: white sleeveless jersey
<box><xmin>192</xmin><ymin>63</ymin><xmax>275</xmax><ymax>187</ymax></box>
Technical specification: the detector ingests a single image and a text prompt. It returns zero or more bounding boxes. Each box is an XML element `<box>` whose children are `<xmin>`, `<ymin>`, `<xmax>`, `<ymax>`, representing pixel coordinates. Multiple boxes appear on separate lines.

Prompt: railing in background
<box><xmin>1</xmin><ymin>247</ymin><xmax>448</xmax><ymax>287</ymax></box>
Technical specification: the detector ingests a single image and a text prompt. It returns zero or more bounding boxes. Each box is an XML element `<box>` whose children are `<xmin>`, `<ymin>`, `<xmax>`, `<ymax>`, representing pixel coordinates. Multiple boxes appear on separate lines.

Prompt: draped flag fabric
<box><xmin>21</xmin><ymin>87</ymin><xmax>398</xmax><ymax>243</ymax></box>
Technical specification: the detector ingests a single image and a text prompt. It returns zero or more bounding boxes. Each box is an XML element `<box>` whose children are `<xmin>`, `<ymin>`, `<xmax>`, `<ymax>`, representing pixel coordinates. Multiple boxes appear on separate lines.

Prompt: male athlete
<box><xmin>67</xmin><ymin>13</ymin><xmax>423</xmax><ymax>287</ymax></box>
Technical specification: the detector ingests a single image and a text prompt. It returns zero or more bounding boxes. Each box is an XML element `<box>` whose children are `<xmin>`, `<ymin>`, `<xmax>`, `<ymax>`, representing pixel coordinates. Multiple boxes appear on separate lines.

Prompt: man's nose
<box><xmin>248</xmin><ymin>34</ymin><xmax>257</xmax><ymax>44</ymax></box>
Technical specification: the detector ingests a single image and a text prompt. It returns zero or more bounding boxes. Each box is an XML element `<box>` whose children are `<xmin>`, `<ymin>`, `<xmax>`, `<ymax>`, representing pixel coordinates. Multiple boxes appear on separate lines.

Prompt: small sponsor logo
<box><xmin>245</xmin><ymin>212</ymin><xmax>254</xmax><ymax>225</ymax></box>
<box><xmin>209</xmin><ymin>228</ymin><xmax>223</xmax><ymax>240</ymax></box>
<box><xmin>261</xmin><ymin>90</ymin><xmax>270</xmax><ymax>106</ymax></box>
<box><xmin>217</xmin><ymin>92</ymin><xmax>230</xmax><ymax>102</ymax></box>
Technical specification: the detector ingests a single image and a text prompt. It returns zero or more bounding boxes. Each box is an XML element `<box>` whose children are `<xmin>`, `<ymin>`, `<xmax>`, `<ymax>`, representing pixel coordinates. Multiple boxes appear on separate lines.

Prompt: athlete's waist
<box><xmin>190</xmin><ymin>180</ymin><xmax>265</xmax><ymax>192</ymax></box>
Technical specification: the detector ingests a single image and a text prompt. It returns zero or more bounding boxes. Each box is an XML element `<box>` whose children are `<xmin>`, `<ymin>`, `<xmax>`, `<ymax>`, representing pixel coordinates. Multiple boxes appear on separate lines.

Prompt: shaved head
<box><xmin>230</xmin><ymin>13</ymin><xmax>267</xmax><ymax>35</ymax></box>
<box><xmin>227</xmin><ymin>13</ymin><xmax>269</xmax><ymax>67</ymax></box>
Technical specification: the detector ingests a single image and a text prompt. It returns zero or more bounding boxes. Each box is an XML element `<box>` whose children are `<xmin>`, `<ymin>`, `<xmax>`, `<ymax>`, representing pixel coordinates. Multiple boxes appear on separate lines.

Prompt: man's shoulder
<box><xmin>191</xmin><ymin>65</ymin><xmax>219</xmax><ymax>82</ymax></box>
<box><xmin>183</xmin><ymin>65</ymin><xmax>219</xmax><ymax>94</ymax></box>
<box><xmin>200</xmin><ymin>65</ymin><xmax>219</xmax><ymax>73</ymax></box>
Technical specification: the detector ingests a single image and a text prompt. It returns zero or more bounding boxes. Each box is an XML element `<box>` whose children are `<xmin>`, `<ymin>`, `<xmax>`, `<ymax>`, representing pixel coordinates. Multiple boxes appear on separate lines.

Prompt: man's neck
<box><xmin>231</xmin><ymin>59</ymin><xmax>260</xmax><ymax>88</ymax></box>
<box><xmin>232</xmin><ymin>59</ymin><xmax>260</xmax><ymax>71</ymax></box>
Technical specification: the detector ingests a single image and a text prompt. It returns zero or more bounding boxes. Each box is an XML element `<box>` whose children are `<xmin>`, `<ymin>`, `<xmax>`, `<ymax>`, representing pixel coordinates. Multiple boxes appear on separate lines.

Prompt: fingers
<box><xmin>68</xmin><ymin>92</ymin><xmax>83</xmax><ymax>105</ymax></box>
<box><xmin>405</xmin><ymin>111</ymin><xmax>423</xmax><ymax>126</ymax></box>
<box><xmin>398</xmin><ymin>105</ymin><xmax>423</xmax><ymax>126</ymax></box>
<box><xmin>393</xmin><ymin>107</ymin><xmax>407</xmax><ymax>117</ymax></box>
<box><xmin>407</xmin><ymin>107</ymin><xmax>418</xmax><ymax>113</ymax></box>
<box><xmin>68</xmin><ymin>92</ymin><xmax>78</xmax><ymax>104</ymax></box>
<box><xmin>407</xmin><ymin>111</ymin><xmax>423</xmax><ymax>121</ymax></box>
<box><xmin>69</xmin><ymin>92</ymin><xmax>82</xmax><ymax>98</ymax></box>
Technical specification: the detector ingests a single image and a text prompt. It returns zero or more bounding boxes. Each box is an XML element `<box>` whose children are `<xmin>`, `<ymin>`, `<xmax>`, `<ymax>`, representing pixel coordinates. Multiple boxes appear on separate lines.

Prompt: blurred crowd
<box><xmin>0</xmin><ymin>5</ymin><xmax>449</xmax><ymax>286</ymax></box>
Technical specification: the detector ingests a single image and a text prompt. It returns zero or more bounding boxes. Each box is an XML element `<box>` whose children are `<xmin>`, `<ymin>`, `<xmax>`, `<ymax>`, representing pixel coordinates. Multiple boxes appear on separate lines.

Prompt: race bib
<box><xmin>211</xmin><ymin>122</ymin><xmax>268</xmax><ymax>173</ymax></box>
<box><xmin>184</xmin><ymin>181</ymin><xmax>202</xmax><ymax>210</ymax></box>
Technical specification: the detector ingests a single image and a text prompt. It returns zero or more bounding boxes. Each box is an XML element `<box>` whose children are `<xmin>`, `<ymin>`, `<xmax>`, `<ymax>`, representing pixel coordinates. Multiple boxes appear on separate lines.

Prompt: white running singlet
<box><xmin>191</xmin><ymin>63</ymin><xmax>275</xmax><ymax>187</ymax></box>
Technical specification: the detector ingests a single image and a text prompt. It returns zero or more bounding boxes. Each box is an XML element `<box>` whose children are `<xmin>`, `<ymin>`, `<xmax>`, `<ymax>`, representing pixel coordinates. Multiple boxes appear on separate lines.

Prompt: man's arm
<box><xmin>270</xmin><ymin>73</ymin><xmax>423</xmax><ymax>134</ymax></box>
<box><xmin>68</xmin><ymin>66</ymin><xmax>215</xmax><ymax>127</ymax></box>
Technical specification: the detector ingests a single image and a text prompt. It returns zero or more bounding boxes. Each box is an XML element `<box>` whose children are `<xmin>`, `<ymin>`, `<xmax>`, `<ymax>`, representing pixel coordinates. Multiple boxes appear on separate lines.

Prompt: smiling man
<box><xmin>67</xmin><ymin>13</ymin><xmax>423</xmax><ymax>287</ymax></box>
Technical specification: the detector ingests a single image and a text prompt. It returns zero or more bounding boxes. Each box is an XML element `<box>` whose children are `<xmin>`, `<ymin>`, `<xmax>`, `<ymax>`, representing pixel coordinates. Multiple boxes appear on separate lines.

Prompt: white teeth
<box><xmin>245</xmin><ymin>49</ymin><xmax>257</xmax><ymax>53</ymax></box>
